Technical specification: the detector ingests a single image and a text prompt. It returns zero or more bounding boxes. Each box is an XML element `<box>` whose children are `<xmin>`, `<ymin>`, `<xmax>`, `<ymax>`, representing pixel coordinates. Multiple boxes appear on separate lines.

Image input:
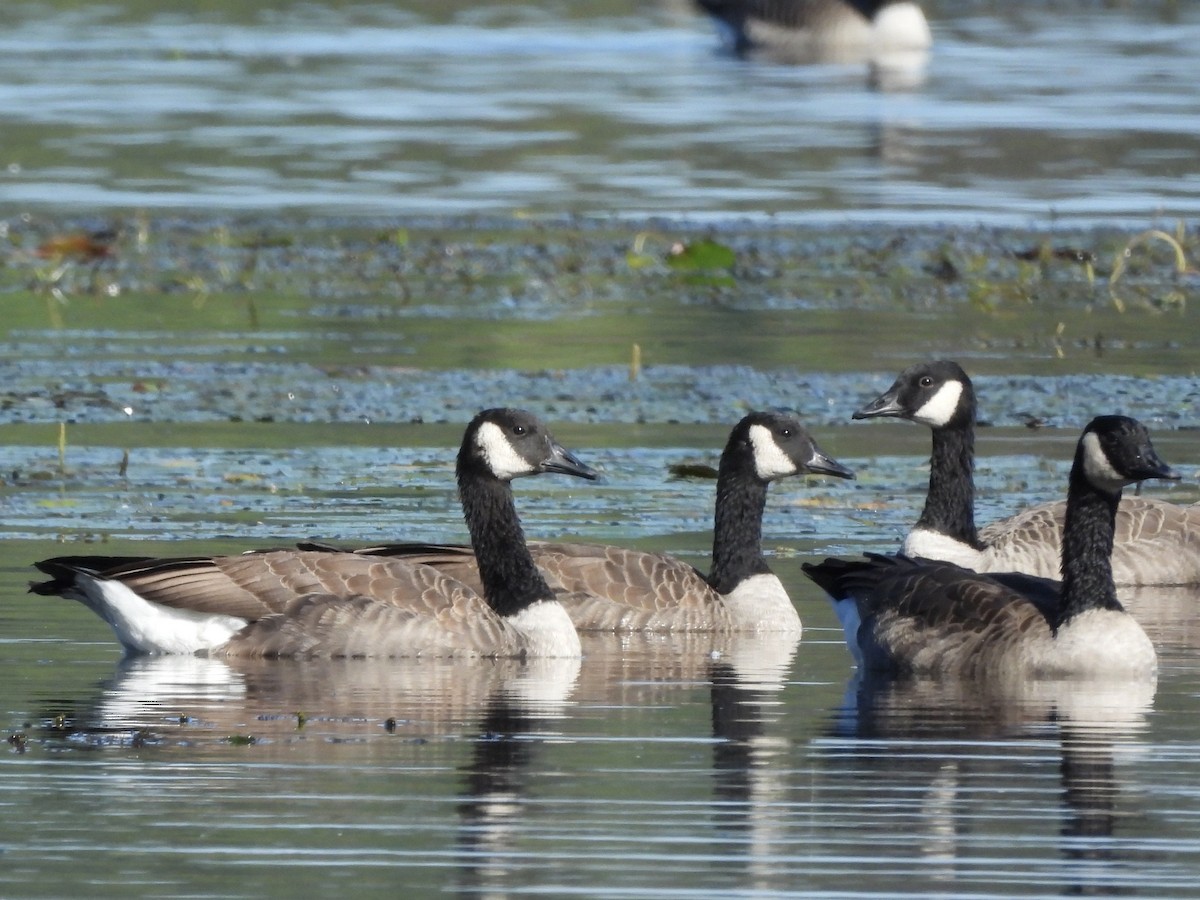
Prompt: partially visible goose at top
<box><xmin>304</xmin><ymin>411</ymin><xmax>854</xmax><ymax>634</ymax></box>
<box><xmin>855</xmin><ymin>360</ymin><xmax>1200</xmax><ymax>586</ymax></box>
<box><xmin>694</xmin><ymin>0</ymin><xmax>931</xmax><ymax>61</ymax></box>
<box><xmin>30</xmin><ymin>408</ymin><xmax>597</xmax><ymax>659</ymax></box>
<box><xmin>803</xmin><ymin>415</ymin><xmax>1179</xmax><ymax>679</ymax></box>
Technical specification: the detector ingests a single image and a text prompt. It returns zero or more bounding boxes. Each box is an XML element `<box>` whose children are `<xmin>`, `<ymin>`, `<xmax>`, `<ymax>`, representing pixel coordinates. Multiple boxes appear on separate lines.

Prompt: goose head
<box><xmin>853</xmin><ymin>360</ymin><xmax>974</xmax><ymax>429</ymax></box>
<box><xmin>731</xmin><ymin>411</ymin><xmax>856</xmax><ymax>482</ymax></box>
<box><xmin>458</xmin><ymin>408</ymin><xmax>598</xmax><ymax>484</ymax></box>
<box><xmin>1077</xmin><ymin>415</ymin><xmax>1179</xmax><ymax>495</ymax></box>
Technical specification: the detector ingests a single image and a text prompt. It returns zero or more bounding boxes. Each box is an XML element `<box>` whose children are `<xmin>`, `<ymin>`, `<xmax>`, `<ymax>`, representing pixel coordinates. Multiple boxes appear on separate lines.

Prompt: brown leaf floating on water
<box><xmin>36</xmin><ymin>230</ymin><xmax>116</xmax><ymax>262</ymax></box>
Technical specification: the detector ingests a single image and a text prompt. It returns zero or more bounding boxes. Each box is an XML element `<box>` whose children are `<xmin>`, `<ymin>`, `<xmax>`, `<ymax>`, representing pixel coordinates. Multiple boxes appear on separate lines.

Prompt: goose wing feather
<box><xmin>808</xmin><ymin>554</ymin><xmax>1054</xmax><ymax>677</ymax></box>
<box><xmin>34</xmin><ymin>554</ymin><xmax>277</xmax><ymax>619</ymax></box>
<box><xmin>532</xmin><ymin>542</ymin><xmax>731</xmax><ymax>631</ymax></box>
<box><xmin>977</xmin><ymin>506</ymin><xmax>1063</xmax><ymax>579</ymax></box>
<box><xmin>212</xmin><ymin>551</ymin><xmax>473</xmax><ymax>614</ymax></box>
<box><xmin>982</xmin><ymin>497</ymin><xmax>1200</xmax><ymax>584</ymax></box>
<box><xmin>33</xmin><ymin>550</ymin><xmax>499</xmax><ymax>625</ymax></box>
<box><xmin>322</xmin><ymin>540</ymin><xmax>732</xmax><ymax>631</ymax></box>
<box><xmin>301</xmin><ymin>542</ymin><xmax>488</xmax><ymax>595</ymax></box>
<box><xmin>219</xmin><ymin>589</ymin><xmax>517</xmax><ymax>659</ymax></box>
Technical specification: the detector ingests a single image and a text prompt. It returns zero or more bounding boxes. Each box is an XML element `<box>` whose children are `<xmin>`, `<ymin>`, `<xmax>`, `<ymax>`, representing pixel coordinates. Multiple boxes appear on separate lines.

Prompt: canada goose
<box><xmin>856</xmin><ymin>360</ymin><xmax>1200</xmax><ymax>585</ymax></box>
<box><xmin>803</xmin><ymin>415</ymin><xmax>1178</xmax><ymax>679</ymax></box>
<box><xmin>30</xmin><ymin>408</ymin><xmax>597</xmax><ymax>659</ymax></box>
<box><xmin>303</xmin><ymin>412</ymin><xmax>854</xmax><ymax>633</ymax></box>
<box><xmin>694</xmin><ymin>0</ymin><xmax>931</xmax><ymax>59</ymax></box>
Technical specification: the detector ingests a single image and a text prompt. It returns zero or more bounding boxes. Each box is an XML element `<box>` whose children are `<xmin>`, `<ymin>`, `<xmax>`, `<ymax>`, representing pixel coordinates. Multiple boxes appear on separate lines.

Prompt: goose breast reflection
<box><xmin>804</xmin><ymin>415</ymin><xmax>1177</xmax><ymax>680</ymax></box>
<box><xmin>30</xmin><ymin>408</ymin><xmax>596</xmax><ymax>659</ymax></box>
<box><xmin>694</xmin><ymin>0</ymin><xmax>932</xmax><ymax>62</ymax></box>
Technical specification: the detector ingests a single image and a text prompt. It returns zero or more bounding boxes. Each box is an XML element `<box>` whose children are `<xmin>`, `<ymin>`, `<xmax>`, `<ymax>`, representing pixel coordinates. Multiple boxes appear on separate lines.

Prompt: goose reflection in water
<box><xmin>708</xmin><ymin>652</ymin><xmax>797</xmax><ymax>895</ymax></box>
<box><xmin>1120</xmin><ymin>584</ymin><xmax>1200</xmax><ymax>658</ymax></box>
<box><xmin>825</xmin><ymin>673</ymin><xmax>1155</xmax><ymax>896</ymax></box>
<box><xmin>51</xmin><ymin>652</ymin><xmax>581</xmax><ymax>754</ymax></box>
<box><xmin>690</xmin><ymin>0</ymin><xmax>932</xmax><ymax>90</ymax></box>
<box><xmin>44</xmin><ymin>650</ymin><xmax>584</xmax><ymax>898</ymax></box>
<box><xmin>450</xmin><ymin>657</ymin><xmax>583</xmax><ymax>896</ymax></box>
<box><xmin>704</xmin><ymin>634</ymin><xmax>801</xmax><ymax>801</ymax></box>
<box><xmin>454</xmin><ymin>630</ymin><xmax>800</xmax><ymax>895</ymax></box>
<box><xmin>45</xmin><ymin>631</ymin><xmax>799</xmax><ymax>896</ymax></box>
<box><xmin>454</xmin><ymin>698</ymin><xmax>559</xmax><ymax>893</ymax></box>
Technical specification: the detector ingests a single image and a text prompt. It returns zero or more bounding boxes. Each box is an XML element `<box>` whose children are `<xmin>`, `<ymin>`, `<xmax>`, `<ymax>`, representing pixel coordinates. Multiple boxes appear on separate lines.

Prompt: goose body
<box><xmin>695</xmin><ymin>0</ymin><xmax>931</xmax><ymax>58</ymax></box>
<box><xmin>804</xmin><ymin>415</ymin><xmax>1178</xmax><ymax>679</ymax></box>
<box><xmin>857</xmin><ymin>360</ymin><xmax>1200</xmax><ymax>585</ymax></box>
<box><xmin>304</xmin><ymin>412</ymin><xmax>854</xmax><ymax>634</ymax></box>
<box><xmin>357</xmin><ymin>543</ymin><xmax>800</xmax><ymax>633</ymax></box>
<box><xmin>31</xmin><ymin>409</ymin><xmax>597</xmax><ymax>659</ymax></box>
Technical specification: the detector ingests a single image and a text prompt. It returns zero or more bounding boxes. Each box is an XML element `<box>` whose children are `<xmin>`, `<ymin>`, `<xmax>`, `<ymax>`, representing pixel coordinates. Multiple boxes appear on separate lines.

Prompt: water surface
<box><xmin>1</xmin><ymin>1</ymin><xmax>1198</xmax><ymax>224</ymax></box>
<box><xmin>7</xmin><ymin>551</ymin><xmax>1200</xmax><ymax>898</ymax></box>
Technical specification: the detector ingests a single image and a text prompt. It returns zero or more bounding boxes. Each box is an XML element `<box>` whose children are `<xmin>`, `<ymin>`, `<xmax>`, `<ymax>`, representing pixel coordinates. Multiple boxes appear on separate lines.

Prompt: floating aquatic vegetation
<box><xmin>1108</xmin><ymin>226</ymin><xmax>1193</xmax><ymax>313</ymax></box>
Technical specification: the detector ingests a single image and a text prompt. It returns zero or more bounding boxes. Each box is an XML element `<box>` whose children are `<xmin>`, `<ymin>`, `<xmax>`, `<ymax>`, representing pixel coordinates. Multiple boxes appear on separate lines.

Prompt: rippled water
<box><xmin>7</xmin><ymin>580</ymin><xmax>1200</xmax><ymax>898</ymax></box>
<box><xmin>5</xmin><ymin>416</ymin><xmax>1200</xmax><ymax>897</ymax></box>
<box><xmin>2</xmin><ymin>0</ymin><xmax>1198</xmax><ymax>223</ymax></box>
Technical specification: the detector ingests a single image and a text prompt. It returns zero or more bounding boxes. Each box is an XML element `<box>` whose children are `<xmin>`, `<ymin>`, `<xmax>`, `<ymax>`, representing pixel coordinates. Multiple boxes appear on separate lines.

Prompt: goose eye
<box><xmin>919</xmin><ymin>376</ymin><xmax>934</xmax><ymax>387</ymax></box>
<box><xmin>780</xmin><ymin>428</ymin><xmax>793</xmax><ymax>438</ymax></box>
<box><xmin>512</xmin><ymin>425</ymin><xmax>527</xmax><ymax>436</ymax></box>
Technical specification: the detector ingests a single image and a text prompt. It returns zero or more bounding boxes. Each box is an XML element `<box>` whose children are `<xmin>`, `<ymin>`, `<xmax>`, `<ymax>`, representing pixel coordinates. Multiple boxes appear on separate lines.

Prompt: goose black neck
<box><xmin>707</xmin><ymin>452</ymin><xmax>771</xmax><ymax>595</ymax></box>
<box><xmin>457</xmin><ymin>471</ymin><xmax>556</xmax><ymax>618</ymax></box>
<box><xmin>918</xmin><ymin>420</ymin><xmax>983</xmax><ymax>549</ymax></box>
<box><xmin>1056</xmin><ymin>475</ymin><xmax>1122</xmax><ymax>628</ymax></box>
<box><xmin>844</xmin><ymin>0</ymin><xmax>894</xmax><ymax>19</ymax></box>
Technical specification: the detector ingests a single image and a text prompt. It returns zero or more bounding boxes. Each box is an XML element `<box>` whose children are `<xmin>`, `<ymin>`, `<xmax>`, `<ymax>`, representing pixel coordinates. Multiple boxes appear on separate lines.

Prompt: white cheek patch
<box><xmin>475</xmin><ymin>421</ymin><xmax>536</xmax><ymax>480</ymax></box>
<box><xmin>749</xmin><ymin>424</ymin><xmax>798</xmax><ymax>480</ymax></box>
<box><xmin>912</xmin><ymin>380</ymin><xmax>964</xmax><ymax>427</ymax></box>
<box><xmin>1081</xmin><ymin>432</ymin><xmax>1128</xmax><ymax>492</ymax></box>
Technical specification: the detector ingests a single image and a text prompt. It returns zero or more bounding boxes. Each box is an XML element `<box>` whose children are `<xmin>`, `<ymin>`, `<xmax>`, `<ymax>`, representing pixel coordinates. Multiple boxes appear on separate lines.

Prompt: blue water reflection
<box><xmin>1</xmin><ymin>2</ymin><xmax>1197</xmax><ymax>223</ymax></box>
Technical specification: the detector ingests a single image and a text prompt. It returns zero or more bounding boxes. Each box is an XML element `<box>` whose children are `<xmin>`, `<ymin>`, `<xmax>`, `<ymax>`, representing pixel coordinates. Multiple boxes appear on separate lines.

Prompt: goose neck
<box><xmin>918</xmin><ymin>422</ymin><xmax>982</xmax><ymax>549</ymax></box>
<box><xmin>707</xmin><ymin>461</ymin><xmax>771</xmax><ymax>595</ymax></box>
<box><xmin>1057</xmin><ymin>480</ymin><xmax>1122</xmax><ymax>628</ymax></box>
<box><xmin>458</xmin><ymin>473</ymin><xmax>556</xmax><ymax>618</ymax></box>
